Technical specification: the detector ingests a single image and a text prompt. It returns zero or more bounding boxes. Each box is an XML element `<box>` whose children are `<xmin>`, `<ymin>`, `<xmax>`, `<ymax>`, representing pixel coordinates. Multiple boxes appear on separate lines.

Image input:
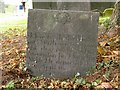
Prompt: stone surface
<box><xmin>0</xmin><ymin>1</ymin><xmax>5</xmax><ymax>13</ymax></box>
<box><xmin>33</xmin><ymin>2</ymin><xmax>57</xmax><ymax>9</ymax></box>
<box><xmin>91</xmin><ymin>2</ymin><xmax>114</xmax><ymax>11</ymax></box>
<box><xmin>32</xmin><ymin>2</ymin><xmax>90</xmax><ymax>11</ymax></box>
<box><xmin>27</xmin><ymin>9</ymin><xmax>99</xmax><ymax>79</ymax></box>
<box><xmin>32</xmin><ymin>2</ymin><xmax>114</xmax><ymax>12</ymax></box>
<box><xmin>57</xmin><ymin>2</ymin><xmax>90</xmax><ymax>11</ymax></box>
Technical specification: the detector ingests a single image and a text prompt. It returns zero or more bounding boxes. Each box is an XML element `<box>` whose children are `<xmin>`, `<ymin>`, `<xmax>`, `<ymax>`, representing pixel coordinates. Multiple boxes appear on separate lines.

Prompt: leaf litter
<box><xmin>0</xmin><ymin>25</ymin><xmax>119</xmax><ymax>89</ymax></box>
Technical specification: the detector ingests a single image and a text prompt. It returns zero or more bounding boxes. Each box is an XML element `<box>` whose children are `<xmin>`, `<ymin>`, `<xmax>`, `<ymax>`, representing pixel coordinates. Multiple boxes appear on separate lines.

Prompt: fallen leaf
<box><xmin>101</xmin><ymin>82</ymin><xmax>112</xmax><ymax>88</ymax></box>
<box><xmin>113</xmin><ymin>51</ymin><xmax>119</xmax><ymax>55</ymax></box>
<box><xmin>97</xmin><ymin>46</ymin><xmax>106</xmax><ymax>55</ymax></box>
<box><xmin>95</xmin><ymin>82</ymin><xmax>112</xmax><ymax>88</ymax></box>
<box><xmin>99</xmin><ymin>41</ymin><xmax>108</xmax><ymax>47</ymax></box>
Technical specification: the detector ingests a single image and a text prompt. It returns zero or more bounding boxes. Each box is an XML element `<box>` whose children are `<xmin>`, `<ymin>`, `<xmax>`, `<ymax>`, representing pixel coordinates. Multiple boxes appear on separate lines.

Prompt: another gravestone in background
<box><xmin>32</xmin><ymin>1</ymin><xmax>114</xmax><ymax>11</ymax></box>
<box><xmin>27</xmin><ymin>9</ymin><xmax>99</xmax><ymax>79</ymax></box>
<box><xmin>57</xmin><ymin>0</ymin><xmax>90</xmax><ymax>11</ymax></box>
<box><xmin>0</xmin><ymin>0</ymin><xmax>5</xmax><ymax>13</ymax></box>
<box><xmin>91</xmin><ymin>2</ymin><xmax>114</xmax><ymax>12</ymax></box>
<box><xmin>33</xmin><ymin>2</ymin><xmax>57</xmax><ymax>9</ymax></box>
<box><xmin>32</xmin><ymin>1</ymin><xmax>90</xmax><ymax>11</ymax></box>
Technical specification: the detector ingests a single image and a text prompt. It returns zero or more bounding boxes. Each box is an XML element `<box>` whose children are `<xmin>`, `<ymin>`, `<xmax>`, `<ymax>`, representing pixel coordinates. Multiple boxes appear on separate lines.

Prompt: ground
<box><xmin>0</xmin><ymin>13</ymin><xmax>120</xmax><ymax>89</ymax></box>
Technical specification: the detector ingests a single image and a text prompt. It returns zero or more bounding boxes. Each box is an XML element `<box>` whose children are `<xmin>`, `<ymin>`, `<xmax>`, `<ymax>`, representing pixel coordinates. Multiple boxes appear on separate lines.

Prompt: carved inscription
<box><xmin>28</xmin><ymin>32</ymin><xmax>83</xmax><ymax>67</ymax></box>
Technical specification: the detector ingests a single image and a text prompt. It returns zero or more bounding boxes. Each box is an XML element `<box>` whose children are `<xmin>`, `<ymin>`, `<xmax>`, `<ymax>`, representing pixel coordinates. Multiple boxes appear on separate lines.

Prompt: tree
<box><xmin>111</xmin><ymin>0</ymin><xmax>120</xmax><ymax>25</ymax></box>
<box><xmin>104</xmin><ymin>0</ymin><xmax>120</xmax><ymax>38</ymax></box>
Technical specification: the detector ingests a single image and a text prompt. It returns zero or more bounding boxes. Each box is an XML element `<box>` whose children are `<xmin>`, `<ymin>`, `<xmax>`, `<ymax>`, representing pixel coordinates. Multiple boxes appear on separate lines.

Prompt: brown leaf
<box><xmin>112</xmin><ymin>51</ymin><xmax>119</xmax><ymax>55</ymax></box>
<box><xmin>99</xmin><ymin>41</ymin><xmax>108</xmax><ymax>47</ymax></box>
<box><xmin>95</xmin><ymin>82</ymin><xmax>112</xmax><ymax>88</ymax></box>
<box><xmin>97</xmin><ymin>46</ymin><xmax>106</xmax><ymax>55</ymax></box>
<box><xmin>101</xmin><ymin>82</ymin><xmax>112</xmax><ymax>88</ymax></box>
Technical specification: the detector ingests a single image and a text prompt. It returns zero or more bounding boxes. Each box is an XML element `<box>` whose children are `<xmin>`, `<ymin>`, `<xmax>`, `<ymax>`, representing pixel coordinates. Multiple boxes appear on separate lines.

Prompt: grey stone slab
<box><xmin>33</xmin><ymin>2</ymin><xmax>57</xmax><ymax>9</ymax></box>
<box><xmin>0</xmin><ymin>1</ymin><xmax>5</xmax><ymax>13</ymax></box>
<box><xmin>32</xmin><ymin>1</ymin><xmax>90</xmax><ymax>11</ymax></box>
<box><xmin>26</xmin><ymin>9</ymin><xmax>99</xmax><ymax>79</ymax></box>
<box><xmin>57</xmin><ymin>2</ymin><xmax>91</xmax><ymax>11</ymax></box>
<box><xmin>91</xmin><ymin>2</ymin><xmax>114</xmax><ymax>11</ymax></box>
<box><xmin>32</xmin><ymin>2</ymin><xmax>114</xmax><ymax>12</ymax></box>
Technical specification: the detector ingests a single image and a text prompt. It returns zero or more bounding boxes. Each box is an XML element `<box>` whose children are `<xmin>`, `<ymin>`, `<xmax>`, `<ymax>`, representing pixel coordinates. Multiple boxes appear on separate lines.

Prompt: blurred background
<box><xmin>0</xmin><ymin>0</ymin><xmax>32</xmax><ymax>33</ymax></box>
<box><xmin>0</xmin><ymin>0</ymin><xmax>115</xmax><ymax>33</ymax></box>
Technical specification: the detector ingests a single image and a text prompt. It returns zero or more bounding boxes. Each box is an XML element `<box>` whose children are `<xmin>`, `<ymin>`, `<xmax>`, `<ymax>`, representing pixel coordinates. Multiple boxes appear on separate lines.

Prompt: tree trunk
<box><xmin>111</xmin><ymin>0</ymin><xmax>120</xmax><ymax>25</ymax></box>
<box><xmin>105</xmin><ymin>0</ymin><xmax>120</xmax><ymax>38</ymax></box>
<box><xmin>98</xmin><ymin>0</ymin><xmax>120</xmax><ymax>41</ymax></box>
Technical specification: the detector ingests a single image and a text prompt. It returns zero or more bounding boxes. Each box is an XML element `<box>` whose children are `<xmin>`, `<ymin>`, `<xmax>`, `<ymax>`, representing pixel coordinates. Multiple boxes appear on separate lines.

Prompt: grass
<box><xmin>0</xmin><ymin>18</ymin><xmax>27</xmax><ymax>25</ymax></box>
<box><xmin>0</xmin><ymin>18</ymin><xmax>27</xmax><ymax>33</ymax></box>
<box><xmin>0</xmin><ymin>16</ymin><xmax>108</xmax><ymax>33</ymax></box>
<box><xmin>99</xmin><ymin>16</ymin><xmax>110</xmax><ymax>24</ymax></box>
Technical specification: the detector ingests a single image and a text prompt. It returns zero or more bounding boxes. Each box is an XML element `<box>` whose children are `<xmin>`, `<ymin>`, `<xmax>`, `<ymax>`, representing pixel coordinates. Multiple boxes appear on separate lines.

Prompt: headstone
<box><xmin>27</xmin><ymin>9</ymin><xmax>99</xmax><ymax>79</ymax></box>
<box><xmin>32</xmin><ymin>2</ymin><xmax>114</xmax><ymax>12</ymax></box>
<box><xmin>57</xmin><ymin>2</ymin><xmax>91</xmax><ymax>11</ymax></box>
<box><xmin>33</xmin><ymin>2</ymin><xmax>57</xmax><ymax>9</ymax></box>
<box><xmin>32</xmin><ymin>1</ymin><xmax>90</xmax><ymax>11</ymax></box>
<box><xmin>0</xmin><ymin>1</ymin><xmax>5</xmax><ymax>13</ymax></box>
<box><xmin>91</xmin><ymin>2</ymin><xmax>114</xmax><ymax>11</ymax></box>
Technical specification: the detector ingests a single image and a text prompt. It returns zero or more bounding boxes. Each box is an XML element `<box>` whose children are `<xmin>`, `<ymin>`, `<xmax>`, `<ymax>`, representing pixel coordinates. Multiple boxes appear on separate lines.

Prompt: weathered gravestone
<box><xmin>33</xmin><ymin>2</ymin><xmax>57</xmax><ymax>9</ymax></box>
<box><xmin>0</xmin><ymin>1</ymin><xmax>5</xmax><ymax>13</ymax></box>
<box><xmin>32</xmin><ymin>1</ymin><xmax>90</xmax><ymax>11</ymax></box>
<box><xmin>57</xmin><ymin>1</ymin><xmax>90</xmax><ymax>11</ymax></box>
<box><xmin>32</xmin><ymin>1</ymin><xmax>115</xmax><ymax>12</ymax></box>
<box><xmin>26</xmin><ymin>9</ymin><xmax>99</xmax><ymax>79</ymax></box>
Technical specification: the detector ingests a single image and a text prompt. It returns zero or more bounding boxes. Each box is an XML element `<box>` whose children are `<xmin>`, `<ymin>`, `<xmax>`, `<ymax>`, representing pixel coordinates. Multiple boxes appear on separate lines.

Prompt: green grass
<box><xmin>99</xmin><ymin>16</ymin><xmax>110</xmax><ymax>24</ymax></box>
<box><xmin>0</xmin><ymin>19</ymin><xmax>27</xmax><ymax>33</ymax></box>
<box><xmin>0</xmin><ymin>18</ymin><xmax>27</xmax><ymax>24</ymax></box>
<box><xmin>0</xmin><ymin>15</ymin><xmax>110</xmax><ymax>34</ymax></box>
<box><xmin>0</xmin><ymin>13</ymin><xmax>6</xmax><ymax>17</ymax></box>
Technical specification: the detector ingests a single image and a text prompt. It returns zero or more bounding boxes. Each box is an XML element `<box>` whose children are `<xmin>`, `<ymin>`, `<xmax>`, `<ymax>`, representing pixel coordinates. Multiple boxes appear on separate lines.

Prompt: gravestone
<box><xmin>33</xmin><ymin>2</ymin><xmax>57</xmax><ymax>9</ymax></box>
<box><xmin>0</xmin><ymin>1</ymin><xmax>5</xmax><ymax>13</ymax></box>
<box><xmin>57</xmin><ymin>1</ymin><xmax>90</xmax><ymax>11</ymax></box>
<box><xmin>32</xmin><ymin>2</ymin><xmax>115</xmax><ymax>12</ymax></box>
<box><xmin>27</xmin><ymin>9</ymin><xmax>99</xmax><ymax>79</ymax></box>
<box><xmin>91</xmin><ymin>2</ymin><xmax>114</xmax><ymax>11</ymax></box>
<box><xmin>32</xmin><ymin>1</ymin><xmax>90</xmax><ymax>11</ymax></box>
